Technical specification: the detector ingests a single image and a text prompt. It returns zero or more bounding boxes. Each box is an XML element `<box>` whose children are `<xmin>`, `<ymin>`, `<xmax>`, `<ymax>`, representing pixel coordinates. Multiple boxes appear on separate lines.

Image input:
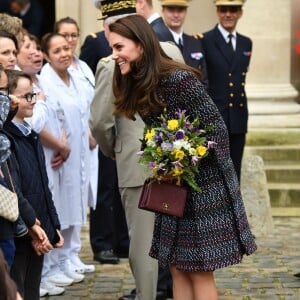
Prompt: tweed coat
<box><xmin>142</xmin><ymin>69</ymin><xmax>257</xmax><ymax>271</ymax></box>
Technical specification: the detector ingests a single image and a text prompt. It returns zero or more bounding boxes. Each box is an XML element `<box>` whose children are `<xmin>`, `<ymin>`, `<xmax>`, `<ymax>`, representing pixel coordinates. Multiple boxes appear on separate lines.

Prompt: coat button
<box><xmin>229</xmin><ymin>102</ymin><xmax>233</xmax><ymax>107</ymax></box>
<box><xmin>230</xmin><ymin>93</ymin><xmax>234</xmax><ymax>98</ymax></box>
<box><xmin>228</xmin><ymin>73</ymin><xmax>232</xmax><ymax>77</ymax></box>
<box><xmin>242</xmin><ymin>72</ymin><xmax>246</xmax><ymax>76</ymax></box>
<box><xmin>241</xmin><ymin>93</ymin><xmax>245</xmax><ymax>97</ymax></box>
<box><xmin>240</xmin><ymin>103</ymin><xmax>244</xmax><ymax>107</ymax></box>
<box><xmin>241</xmin><ymin>82</ymin><xmax>245</xmax><ymax>86</ymax></box>
<box><xmin>229</xmin><ymin>82</ymin><xmax>234</xmax><ymax>87</ymax></box>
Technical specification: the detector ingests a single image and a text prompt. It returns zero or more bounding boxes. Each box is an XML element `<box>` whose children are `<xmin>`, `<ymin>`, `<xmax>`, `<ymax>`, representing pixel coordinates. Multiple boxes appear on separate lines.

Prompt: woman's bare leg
<box><xmin>189</xmin><ymin>271</ymin><xmax>218</xmax><ymax>300</ymax></box>
<box><xmin>170</xmin><ymin>265</ymin><xmax>193</xmax><ymax>300</ymax></box>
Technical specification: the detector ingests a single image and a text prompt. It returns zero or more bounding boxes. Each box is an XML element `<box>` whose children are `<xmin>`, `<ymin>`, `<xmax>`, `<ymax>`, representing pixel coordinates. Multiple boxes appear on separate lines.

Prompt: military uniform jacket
<box><xmin>150</xmin><ymin>17</ymin><xmax>174</xmax><ymax>42</ymax></box>
<box><xmin>80</xmin><ymin>31</ymin><xmax>111</xmax><ymax>74</ymax></box>
<box><xmin>202</xmin><ymin>25</ymin><xmax>252</xmax><ymax>134</ymax></box>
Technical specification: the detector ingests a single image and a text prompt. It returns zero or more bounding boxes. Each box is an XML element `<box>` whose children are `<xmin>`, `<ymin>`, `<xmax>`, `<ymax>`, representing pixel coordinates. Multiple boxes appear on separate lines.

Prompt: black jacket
<box><xmin>3</xmin><ymin>122</ymin><xmax>60</xmax><ymax>245</ymax></box>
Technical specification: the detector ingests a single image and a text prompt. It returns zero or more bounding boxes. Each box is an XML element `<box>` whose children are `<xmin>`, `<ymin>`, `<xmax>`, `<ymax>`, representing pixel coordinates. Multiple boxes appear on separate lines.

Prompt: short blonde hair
<box><xmin>0</xmin><ymin>13</ymin><xmax>23</xmax><ymax>36</ymax></box>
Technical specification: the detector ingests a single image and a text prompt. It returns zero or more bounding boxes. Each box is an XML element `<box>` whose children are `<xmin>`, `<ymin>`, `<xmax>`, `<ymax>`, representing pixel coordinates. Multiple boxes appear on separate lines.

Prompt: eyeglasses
<box><xmin>0</xmin><ymin>86</ymin><xmax>10</xmax><ymax>95</ymax></box>
<box><xmin>61</xmin><ymin>33</ymin><xmax>79</xmax><ymax>40</ymax></box>
<box><xmin>17</xmin><ymin>93</ymin><xmax>37</xmax><ymax>102</ymax></box>
<box><xmin>218</xmin><ymin>6</ymin><xmax>241</xmax><ymax>13</ymax></box>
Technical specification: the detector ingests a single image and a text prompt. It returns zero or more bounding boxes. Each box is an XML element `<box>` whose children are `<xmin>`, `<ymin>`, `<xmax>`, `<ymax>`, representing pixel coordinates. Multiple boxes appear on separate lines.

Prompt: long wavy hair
<box><xmin>109</xmin><ymin>14</ymin><xmax>201</xmax><ymax>120</ymax></box>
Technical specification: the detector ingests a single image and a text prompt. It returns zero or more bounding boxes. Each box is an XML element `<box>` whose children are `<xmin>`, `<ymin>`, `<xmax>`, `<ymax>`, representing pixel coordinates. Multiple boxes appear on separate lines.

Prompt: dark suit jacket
<box><xmin>79</xmin><ymin>31</ymin><xmax>111</xmax><ymax>74</ymax></box>
<box><xmin>150</xmin><ymin>17</ymin><xmax>173</xmax><ymax>42</ymax></box>
<box><xmin>202</xmin><ymin>25</ymin><xmax>252</xmax><ymax>134</ymax></box>
<box><xmin>13</xmin><ymin>0</ymin><xmax>44</xmax><ymax>38</ymax></box>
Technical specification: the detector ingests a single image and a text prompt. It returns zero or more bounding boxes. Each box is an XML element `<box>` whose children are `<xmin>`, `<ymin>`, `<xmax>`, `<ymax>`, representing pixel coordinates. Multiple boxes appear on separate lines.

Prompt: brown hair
<box><xmin>5</xmin><ymin>69</ymin><xmax>32</xmax><ymax>94</ymax></box>
<box><xmin>41</xmin><ymin>32</ymin><xmax>65</xmax><ymax>56</ymax></box>
<box><xmin>109</xmin><ymin>14</ymin><xmax>200</xmax><ymax>120</ymax></box>
<box><xmin>0</xmin><ymin>30</ymin><xmax>19</xmax><ymax>52</ymax></box>
<box><xmin>54</xmin><ymin>17</ymin><xmax>80</xmax><ymax>34</ymax></box>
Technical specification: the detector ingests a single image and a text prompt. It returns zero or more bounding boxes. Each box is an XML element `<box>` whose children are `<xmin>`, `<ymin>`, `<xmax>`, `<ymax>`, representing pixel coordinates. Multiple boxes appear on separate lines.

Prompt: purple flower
<box><xmin>175</xmin><ymin>130</ymin><xmax>185</xmax><ymax>140</ymax></box>
<box><xmin>155</xmin><ymin>131</ymin><xmax>163</xmax><ymax>144</ymax></box>
<box><xmin>171</xmin><ymin>160</ymin><xmax>184</xmax><ymax>168</ymax></box>
<box><xmin>161</xmin><ymin>142</ymin><xmax>173</xmax><ymax>151</ymax></box>
<box><xmin>137</xmin><ymin>151</ymin><xmax>144</xmax><ymax>156</ymax></box>
<box><xmin>207</xmin><ymin>141</ymin><xmax>217</xmax><ymax>149</ymax></box>
<box><xmin>149</xmin><ymin>161</ymin><xmax>156</xmax><ymax>169</ymax></box>
<box><xmin>191</xmin><ymin>156</ymin><xmax>199</xmax><ymax>165</ymax></box>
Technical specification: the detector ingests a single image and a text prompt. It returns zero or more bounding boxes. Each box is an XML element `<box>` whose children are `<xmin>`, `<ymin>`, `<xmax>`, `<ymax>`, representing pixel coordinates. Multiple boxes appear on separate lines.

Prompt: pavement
<box><xmin>42</xmin><ymin>216</ymin><xmax>300</xmax><ymax>300</ymax></box>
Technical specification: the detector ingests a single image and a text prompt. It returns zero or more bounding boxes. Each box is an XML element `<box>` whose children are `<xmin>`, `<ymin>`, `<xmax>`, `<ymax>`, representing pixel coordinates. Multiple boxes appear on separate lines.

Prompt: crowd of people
<box><xmin>0</xmin><ymin>0</ymin><xmax>258</xmax><ymax>300</ymax></box>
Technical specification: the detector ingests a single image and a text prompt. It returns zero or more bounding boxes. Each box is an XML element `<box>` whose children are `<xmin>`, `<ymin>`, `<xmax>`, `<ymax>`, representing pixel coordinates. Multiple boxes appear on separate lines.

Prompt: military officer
<box><xmin>202</xmin><ymin>0</ymin><xmax>252</xmax><ymax>181</ymax></box>
<box><xmin>80</xmin><ymin>31</ymin><xmax>111</xmax><ymax>74</ymax></box>
<box><xmin>80</xmin><ymin>1</ymin><xmax>130</xmax><ymax>265</ymax></box>
<box><xmin>160</xmin><ymin>0</ymin><xmax>208</xmax><ymax>86</ymax></box>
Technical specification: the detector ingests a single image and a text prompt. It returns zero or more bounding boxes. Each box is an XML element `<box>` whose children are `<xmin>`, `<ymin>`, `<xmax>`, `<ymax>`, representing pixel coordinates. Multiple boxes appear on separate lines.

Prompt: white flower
<box><xmin>173</xmin><ymin>139</ymin><xmax>191</xmax><ymax>150</ymax></box>
<box><xmin>188</xmin><ymin>148</ymin><xmax>196</xmax><ymax>155</ymax></box>
<box><xmin>146</xmin><ymin>140</ymin><xmax>156</xmax><ymax>147</ymax></box>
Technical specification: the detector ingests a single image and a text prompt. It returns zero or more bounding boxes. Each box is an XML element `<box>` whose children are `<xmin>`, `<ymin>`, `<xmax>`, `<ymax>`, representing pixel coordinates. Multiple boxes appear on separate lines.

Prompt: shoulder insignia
<box><xmin>100</xmin><ymin>56</ymin><xmax>111</xmax><ymax>63</ymax></box>
<box><xmin>193</xmin><ymin>33</ymin><xmax>204</xmax><ymax>39</ymax></box>
<box><xmin>89</xmin><ymin>32</ymin><xmax>97</xmax><ymax>38</ymax></box>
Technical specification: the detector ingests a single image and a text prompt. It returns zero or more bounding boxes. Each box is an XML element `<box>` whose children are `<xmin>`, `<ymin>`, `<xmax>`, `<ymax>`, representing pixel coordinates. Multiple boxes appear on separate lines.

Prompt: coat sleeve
<box><xmin>89</xmin><ymin>59</ymin><xmax>116</xmax><ymax>158</ymax></box>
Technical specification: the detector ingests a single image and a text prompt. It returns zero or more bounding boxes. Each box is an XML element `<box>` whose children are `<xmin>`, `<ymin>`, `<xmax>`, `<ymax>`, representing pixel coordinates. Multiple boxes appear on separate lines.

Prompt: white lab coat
<box><xmin>39</xmin><ymin>63</ymin><xmax>91</xmax><ymax>229</ymax></box>
<box><xmin>69</xmin><ymin>56</ymin><xmax>98</xmax><ymax>210</ymax></box>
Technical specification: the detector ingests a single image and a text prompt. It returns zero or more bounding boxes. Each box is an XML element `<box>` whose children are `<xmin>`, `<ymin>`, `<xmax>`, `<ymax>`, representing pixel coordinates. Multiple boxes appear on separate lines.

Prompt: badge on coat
<box><xmin>190</xmin><ymin>52</ymin><xmax>203</xmax><ymax>60</ymax></box>
<box><xmin>243</xmin><ymin>51</ymin><xmax>251</xmax><ymax>57</ymax></box>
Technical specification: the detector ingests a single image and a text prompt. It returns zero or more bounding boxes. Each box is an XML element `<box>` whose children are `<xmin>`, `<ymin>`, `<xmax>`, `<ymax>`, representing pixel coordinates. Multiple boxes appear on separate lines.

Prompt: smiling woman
<box><xmin>108</xmin><ymin>14</ymin><xmax>257</xmax><ymax>300</ymax></box>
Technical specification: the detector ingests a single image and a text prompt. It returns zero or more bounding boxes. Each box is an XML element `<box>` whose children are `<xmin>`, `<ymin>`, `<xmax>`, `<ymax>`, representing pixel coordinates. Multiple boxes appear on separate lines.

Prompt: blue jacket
<box><xmin>3</xmin><ymin>122</ymin><xmax>60</xmax><ymax>245</ymax></box>
<box><xmin>202</xmin><ymin>25</ymin><xmax>252</xmax><ymax>134</ymax></box>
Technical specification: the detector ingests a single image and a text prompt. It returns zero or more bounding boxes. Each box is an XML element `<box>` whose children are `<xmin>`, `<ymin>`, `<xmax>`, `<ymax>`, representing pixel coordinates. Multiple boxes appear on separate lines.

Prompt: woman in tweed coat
<box><xmin>108</xmin><ymin>15</ymin><xmax>257</xmax><ymax>300</ymax></box>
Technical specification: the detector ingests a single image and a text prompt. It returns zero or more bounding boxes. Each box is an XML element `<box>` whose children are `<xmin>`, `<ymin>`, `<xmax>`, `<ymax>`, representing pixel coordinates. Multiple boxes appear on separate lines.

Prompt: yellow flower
<box><xmin>172</xmin><ymin>149</ymin><xmax>185</xmax><ymax>160</ymax></box>
<box><xmin>173</xmin><ymin>167</ymin><xmax>184</xmax><ymax>176</ymax></box>
<box><xmin>196</xmin><ymin>146</ymin><xmax>207</xmax><ymax>156</ymax></box>
<box><xmin>157</xmin><ymin>146</ymin><xmax>162</xmax><ymax>153</ymax></box>
<box><xmin>167</xmin><ymin>119</ymin><xmax>179</xmax><ymax>131</ymax></box>
<box><xmin>145</xmin><ymin>128</ymin><xmax>155</xmax><ymax>141</ymax></box>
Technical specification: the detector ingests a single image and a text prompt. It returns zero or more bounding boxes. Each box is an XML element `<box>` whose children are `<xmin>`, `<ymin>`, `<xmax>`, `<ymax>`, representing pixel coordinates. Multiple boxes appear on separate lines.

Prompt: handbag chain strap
<box><xmin>5</xmin><ymin>161</ymin><xmax>16</xmax><ymax>193</ymax></box>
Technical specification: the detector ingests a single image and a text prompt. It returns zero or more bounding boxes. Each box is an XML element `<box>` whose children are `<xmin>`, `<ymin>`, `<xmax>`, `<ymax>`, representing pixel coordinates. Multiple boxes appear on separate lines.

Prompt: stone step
<box><xmin>268</xmin><ymin>183</ymin><xmax>300</xmax><ymax>207</ymax></box>
<box><xmin>245</xmin><ymin>145</ymin><xmax>300</xmax><ymax>162</ymax></box>
<box><xmin>246</xmin><ymin>128</ymin><xmax>300</xmax><ymax>146</ymax></box>
<box><xmin>264</xmin><ymin>164</ymin><xmax>300</xmax><ymax>182</ymax></box>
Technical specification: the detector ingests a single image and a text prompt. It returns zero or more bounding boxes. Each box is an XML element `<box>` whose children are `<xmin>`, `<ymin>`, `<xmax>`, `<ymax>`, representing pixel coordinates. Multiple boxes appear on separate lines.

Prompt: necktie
<box><xmin>178</xmin><ymin>37</ymin><xmax>183</xmax><ymax>51</ymax></box>
<box><xmin>227</xmin><ymin>33</ymin><xmax>234</xmax><ymax>53</ymax></box>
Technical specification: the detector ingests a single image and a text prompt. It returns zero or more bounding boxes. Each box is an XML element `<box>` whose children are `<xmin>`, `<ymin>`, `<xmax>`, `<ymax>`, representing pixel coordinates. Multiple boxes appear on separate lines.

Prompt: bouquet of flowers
<box><xmin>138</xmin><ymin>109</ymin><xmax>215</xmax><ymax>192</ymax></box>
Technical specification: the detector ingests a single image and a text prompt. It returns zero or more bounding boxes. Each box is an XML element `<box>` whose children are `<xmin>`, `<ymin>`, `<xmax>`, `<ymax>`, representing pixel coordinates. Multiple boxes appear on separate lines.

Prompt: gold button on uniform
<box><xmin>229</xmin><ymin>82</ymin><xmax>234</xmax><ymax>87</ymax></box>
<box><xmin>241</xmin><ymin>82</ymin><xmax>245</xmax><ymax>86</ymax></box>
<box><xmin>239</xmin><ymin>103</ymin><xmax>244</xmax><ymax>107</ymax></box>
<box><xmin>230</xmin><ymin>93</ymin><xmax>234</xmax><ymax>98</ymax></box>
<box><xmin>229</xmin><ymin>103</ymin><xmax>233</xmax><ymax>107</ymax></box>
<box><xmin>241</xmin><ymin>93</ymin><xmax>245</xmax><ymax>97</ymax></box>
<box><xmin>228</xmin><ymin>73</ymin><xmax>232</xmax><ymax>77</ymax></box>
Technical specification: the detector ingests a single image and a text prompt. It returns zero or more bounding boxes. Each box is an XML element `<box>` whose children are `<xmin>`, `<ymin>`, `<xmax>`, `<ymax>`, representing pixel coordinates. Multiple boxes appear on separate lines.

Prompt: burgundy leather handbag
<box><xmin>138</xmin><ymin>180</ymin><xmax>187</xmax><ymax>217</ymax></box>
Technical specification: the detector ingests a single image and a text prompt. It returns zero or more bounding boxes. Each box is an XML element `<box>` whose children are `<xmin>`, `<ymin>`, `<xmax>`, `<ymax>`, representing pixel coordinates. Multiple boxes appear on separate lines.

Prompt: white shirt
<box><xmin>218</xmin><ymin>24</ymin><xmax>237</xmax><ymax>50</ymax></box>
